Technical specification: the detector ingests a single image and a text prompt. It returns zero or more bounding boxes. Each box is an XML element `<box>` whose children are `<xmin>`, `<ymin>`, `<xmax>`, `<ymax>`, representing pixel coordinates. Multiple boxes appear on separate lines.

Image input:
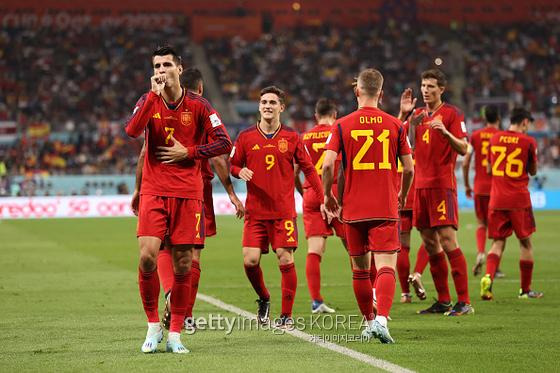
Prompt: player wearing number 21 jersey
<box><xmin>324</xmin><ymin>68</ymin><xmax>414</xmax><ymax>343</ymax></box>
<box><xmin>481</xmin><ymin>107</ymin><xmax>543</xmax><ymax>301</ymax></box>
<box><xmin>230</xmin><ymin>86</ymin><xmax>324</xmax><ymax>326</ymax></box>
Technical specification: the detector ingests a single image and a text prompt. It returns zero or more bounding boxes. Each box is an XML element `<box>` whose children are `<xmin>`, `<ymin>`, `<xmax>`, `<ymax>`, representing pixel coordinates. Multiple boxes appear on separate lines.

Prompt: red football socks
<box><xmin>352</xmin><ymin>269</ymin><xmax>375</xmax><ymax>321</ymax></box>
<box><xmin>446</xmin><ymin>248</ymin><xmax>470</xmax><ymax>304</ymax></box>
<box><xmin>414</xmin><ymin>244</ymin><xmax>429</xmax><ymax>274</ymax></box>
<box><xmin>244</xmin><ymin>264</ymin><xmax>270</xmax><ymax>300</ymax></box>
<box><xmin>476</xmin><ymin>226</ymin><xmax>487</xmax><ymax>254</ymax></box>
<box><xmin>185</xmin><ymin>260</ymin><xmax>201</xmax><ymax>318</ymax></box>
<box><xmin>429</xmin><ymin>251</ymin><xmax>451</xmax><ymax>304</ymax></box>
<box><xmin>157</xmin><ymin>248</ymin><xmax>174</xmax><ymax>294</ymax></box>
<box><xmin>369</xmin><ymin>256</ymin><xmax>377</xmax><ymax>289</ymax></box>
<box><xmin>486</xmin><ymin>253</ymin><xmax>501</xmax><ymax>280</ymax></box>
<box><xmin>138</xmin><ymin>268</ymin><xmax>161</xmax><ymax>323</ymax></box>
<box><xmin>397</xmin><ymin>246</ymin><xmax>411</xmax><ymax>293</ymax></box>
<box><xmin>520</xmin><ymin>260</ymin><xmax>534</xmax><ymax>293</ymax></box>
<box><xmin>279</xmin><ymin>263</ymin><xmax>297</xmax><ymax>317</ymax></box>
<box><xmin>306</xmin><ymin>253</ymin><xmax>323</xmax><ymax>302</ymax></box>
<box><xmin>375</xmin><ymin>267</ymin><xmax>396</xmax><ymax>317</ymax></box>
<box><xmin>169</xmin><ymin>272</ymin><xmax>191</xmax><ymax>332</ymax></box>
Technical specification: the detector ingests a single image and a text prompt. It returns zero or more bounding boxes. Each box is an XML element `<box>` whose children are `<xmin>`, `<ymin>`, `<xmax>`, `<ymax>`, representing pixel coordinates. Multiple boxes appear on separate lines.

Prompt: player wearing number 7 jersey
<box><xmin>125</xmin><ymin>46</ymin><xmax>232</xmax><ymax>353</ymax></box>
<box><xmin>480</xmin><ymin>108</ymin><xmax>543</xmax><ymax>301</ymax></box>
<box><xmin>230</xmin><ymin>86</ymin><xmax>324</xmax><ymax>326</ymax></box>
<box><xmin>323</xmin><ymin>68</ymin><xmax>414</xmax><ymax>343</ymax></box>
<box><xmin>409</xmin><ymin>69</ymin><xmax>473</xmax><ymax>316</ymax></box>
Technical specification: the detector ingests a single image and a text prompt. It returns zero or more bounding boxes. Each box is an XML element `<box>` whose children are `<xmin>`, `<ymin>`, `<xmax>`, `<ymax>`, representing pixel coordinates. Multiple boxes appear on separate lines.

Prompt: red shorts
<box><xmin>399</xmin><ymin>210</ymin><xmax>413</xmax><ymax>233</ymax></box>
<box><xmin>488</xmin><ymin>208</ymin><xmax>536</xmax><ymax>240</ymax></box>
<box><xmin>242</xmin><ymin>217</ymin><xmax>298</xmax><ymax>254</ymax></box>
<box><xmin>413</xmin><ymin>188</ymin><xmax>458</xmax><ymax>230</ymax></box>
<box><xmin>302</xmin><ymin>188</ymin><xmax>345</xmax><ymax>239</ymax></box>
<box><xmin>203</xmin><ymin>180</ymin><xmax>217</xmax><ymax>237</ymax></box>
<box><xmin>138</xmin><ymin>194</ymin><xmax>204</xmax><ymax>246</ymax></box>
<box><xmin>345</xmin><ymin>220</ymin><xmax>400</xmax><ymax>256</ymax></box>
<box><xmin>474</xmin><ymin>194</ymin><xmax>490</xmax><ymax>224</ymax></box>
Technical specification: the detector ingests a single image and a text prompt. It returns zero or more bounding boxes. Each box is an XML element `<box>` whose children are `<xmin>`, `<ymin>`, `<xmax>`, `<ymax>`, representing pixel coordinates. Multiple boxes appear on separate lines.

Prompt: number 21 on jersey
<box><xmin>351</xmin><ymin>129</ymin><xmax>391</xmax><ymax>170</ymax></box>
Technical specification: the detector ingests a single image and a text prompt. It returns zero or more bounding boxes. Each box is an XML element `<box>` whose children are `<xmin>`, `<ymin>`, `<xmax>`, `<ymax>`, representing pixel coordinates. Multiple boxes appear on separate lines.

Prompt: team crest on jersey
<box><xmin>278</xmin><ymin>138</ymin><xmax>288</xmax><ymax>153</ymax></box>
<box><xmin>181</xmin><ymin>111</ymin><xmax>192</xmax><ymax>126</ymax></box>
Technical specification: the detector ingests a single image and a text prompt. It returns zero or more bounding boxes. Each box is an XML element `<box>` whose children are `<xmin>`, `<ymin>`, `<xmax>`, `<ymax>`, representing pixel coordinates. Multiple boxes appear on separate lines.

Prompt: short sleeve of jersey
<box><xmin>325</xmin><ymin>125</ymin><xmax>341</xmax><ymax>153</ymax></box>
<box><xmin>398</xmin><ymin>125</ymin><xmax>412</xmax><ymax>156</ymax></box>
<box><xmin>529</xmin><ymin>137</ymin><xmax>538</xmax><ymax>167</ymax></box>
<box><xmin>448</xmin><ymin>108</ymin><xmax>467</xmax><ymax>139</ymax></box>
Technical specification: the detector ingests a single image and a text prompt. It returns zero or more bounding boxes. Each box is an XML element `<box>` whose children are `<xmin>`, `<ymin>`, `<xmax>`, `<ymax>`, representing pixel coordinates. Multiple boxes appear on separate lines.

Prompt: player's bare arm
<box><xmin>131</xmin><ymin>141</ymin><xmax>146</xmax><ymax>216</ymax></box>
<box><xmin>210</xmin><ymin>155</ymin><xmax>245</xmax><ymax>219</ymax></box>
<box><xmin>321</xmin><ymin>149</ymin><xmax>339</xmax><ymax>220</ymax></box>
<box><xmin>462</xmin><ymin>145</ymin><xmax>474</xmax><ymax>198</ymax></box>
<box><xmin>527</xmin><ymin>157</ymin><xmax>537</xmax><ymax>176</ymax></box>
<box><xmin>155</xmin><ymin>134</ymin><xmax>189</xmax><ymax>163</ymax></box>
<box><xmin>293</xmin><ymin>164</ymin><xmax>304</xmax><ymax>196</ymax></box>
<box><xmin>430</xmin><ymin>118</ymin><xmax>469</xmax><ymax>155</ymax></box>
<box><xmin>398</xmin><ymin>153</ymin><xmax>414</xmax><ymax>209</ymax></box>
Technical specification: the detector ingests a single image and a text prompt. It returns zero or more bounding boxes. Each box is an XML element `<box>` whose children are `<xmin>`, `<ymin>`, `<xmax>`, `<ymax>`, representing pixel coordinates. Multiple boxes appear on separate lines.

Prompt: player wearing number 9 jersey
<box><xmin>480</xmin><ymin>108</ymin><xmax>543</xmax><ymax>300</ymax></box>
<box><xmin>125</xmin><ymin>46</ymin><xmax>232</xmax><ymax>353</ymax></box>
<box><xmin>323</xmin><ymin>68</ymin><xmax>414</xmax><ymax>344</ymax></box>
<box><xmin>230</xmin><ymin>86</ymin><xmax>324</xmax><ymax>326</ymax></box>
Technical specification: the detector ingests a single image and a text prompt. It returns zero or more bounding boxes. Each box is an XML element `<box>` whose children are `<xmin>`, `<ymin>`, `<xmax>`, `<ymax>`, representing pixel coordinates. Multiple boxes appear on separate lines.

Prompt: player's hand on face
<box><xmin>156</xmin><ymin>134</ymin><xmax>188</xmax><ymax>163</ymax></box>
<box><xmin>229</xmin><ymin>194</ymin><xmax>245</xmax><ymax>219</ymax></box>
<box><xmin>131</xmin><ymin>190</ymin><xmax>140</xmax><ymax>216</ymax></box>
<box><xmin>151</xmin><ymin>74</ymin><xmax>166</xmax><ymax>96</ymax></box>
<box><xmin>465</xmin><ymin>186</ymin><xmax>473</xmax><ymax>199</ymax></box>
<box><xmin>410</xmin><ymin>110</ymin><xmax>426</xmax><ymax>126</ymax></box>
<box><xmin>400</xmin><ymin>88</ymin><xmax>417</xmax><ymax>114</ymax></box>
<box><xmin>239</xmin><ymin>167</ymin><xmax>254</xmax><ymax>181</ymax></box>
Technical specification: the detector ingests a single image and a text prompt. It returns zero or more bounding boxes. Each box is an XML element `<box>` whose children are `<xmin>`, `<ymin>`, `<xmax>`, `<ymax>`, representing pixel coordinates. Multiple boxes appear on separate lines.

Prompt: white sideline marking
<box><xmin>197</xmin><ymin>293</ymin><xmax>415</xmax><ymax>373</ymax></box>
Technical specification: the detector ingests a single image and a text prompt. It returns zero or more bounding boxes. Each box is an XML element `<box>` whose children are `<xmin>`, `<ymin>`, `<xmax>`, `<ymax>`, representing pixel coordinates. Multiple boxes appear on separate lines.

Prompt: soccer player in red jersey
<box><xmin>323</xmin><ymin>69</ymin><xmax>414</xmax><ymax>343</ymax></box>
<box><xmin>408</xmin><ymin>69</ymin><xmax>473</xmax><ymax>316</ymax></box>
<box><xmin>480</xmin><ymin>108</ymin><xmax>543</xmax><ymax>300</ymax></box>
<box><xmin>296</xmin><ymin>98</ymin><xmax>346</xmax><ymax>314</ymax></box>
<box><xmin>125</xmin><ymin>46</ymin><xmax>232</xmax><ymax>353</ymax></box>
<box><xmin>131</xmin><ymin>68</ymin><xmax>244</xmax><ymax>332</ymax></box>
<box><xmin>230</xmin><ymin>86</ymin><xmax>324</xmax><ymax>326</ymax></box>
<box><xmin>396</xmin><ymin>88</ymin><xmax>429</xmax><ymax>303</ymax></box>
<box><xmin>462</xmin><ymin>105</ymin><xmax>502</xmax><ymax>276</ymax></box>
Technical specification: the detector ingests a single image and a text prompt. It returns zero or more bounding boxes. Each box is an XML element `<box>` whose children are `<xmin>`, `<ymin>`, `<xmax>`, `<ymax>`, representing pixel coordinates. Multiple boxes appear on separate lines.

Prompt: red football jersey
<box><xmin>125</xmin><ymin>90</ymin><xmax>232</xmax><ymax>199</ymax></box>
<box><xmin>413</xmin><ymin>103</ymin><xmax>467</xmax><ymax>190</ymax></box>
<box><xmin>470</xmin><ymin>126</ymin><xmax>499</xmax><ymax>195</ymax></box>
<box><xmin>488</xmin><ymin>130</ymin><xmax>537</xmax><ymax>209</ymax></box>
<box><xmin>230</xmin><ymin>124</ymin><xmax>323</xmax><ymax>220</ymax></box>
<box><xmin>325</xmin><ymin>106</ymin><xmax>411</xmax><ymax>222</ymax></box>
<box><xmin>200</xmin><ymin>132</ymin><xmax>214</xmax><ymax>181</ymax></box>
<box><xmin>396</xmin><ymin>121</ymin><xmax>415</xmax><ymax>211</ymax></box>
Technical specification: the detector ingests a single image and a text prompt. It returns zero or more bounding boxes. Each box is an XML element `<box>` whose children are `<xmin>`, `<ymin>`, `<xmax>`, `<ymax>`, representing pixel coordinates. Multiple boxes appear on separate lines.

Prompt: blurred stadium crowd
<box><xmin>0</xmin><ymin>19</ymin><xmax>559</xmax><ymax>196</ymax></box>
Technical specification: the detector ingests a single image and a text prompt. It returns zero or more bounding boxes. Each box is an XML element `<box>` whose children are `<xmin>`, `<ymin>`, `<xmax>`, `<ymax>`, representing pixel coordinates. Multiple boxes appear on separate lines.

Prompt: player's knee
<box><xmin>139</xmin><ymin>252</ymin><xmax>157</xmax><ymax>272</ymax></box>
<box><xmin>174</xmin><ymin>256</ymin><xmax>191</xmax><ymax>274</ymax></box>
<box><xmin>520</xmin><ymin>237</ymin><xmax>532</xmax><ymax>251</ymax></box>
<box><xmin>244</xmin><ymin>256</ymin><xmax>260</xmax><ymax>267</ymax></box>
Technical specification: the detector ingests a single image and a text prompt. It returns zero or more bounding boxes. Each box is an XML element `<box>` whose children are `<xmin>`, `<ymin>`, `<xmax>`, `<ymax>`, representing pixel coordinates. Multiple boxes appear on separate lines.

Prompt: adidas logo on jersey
<box><xmin>252</xmin><ymin>144</ymin><xmax>260</xmax><ymax>150</ymax></box>
<box><xmin>153</xmin><ymin>112</ymin><xmax>161</xmax><ymax>119</ymax></box>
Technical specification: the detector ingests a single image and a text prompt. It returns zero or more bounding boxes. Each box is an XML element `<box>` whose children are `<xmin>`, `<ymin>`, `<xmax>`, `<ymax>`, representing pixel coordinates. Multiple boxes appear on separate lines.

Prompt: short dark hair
<box><xmin>510</xmin><ymin>107</ymin><xmax>534</xmax><ymax>125</ymax></box>
<box><xmin>421</xmin><ymin>68</ymin><xmax>447</xmax><ymax>87</ymax></box>
<box><xmin>315</xmin><ymin>98</ymin><xmax>337</xmax><ymax>117</ymax></box>
<box><xmin>260</xmin><ymin>86</ymin><xmax>286</xmax><ymax>105</ymax></box>
<box><xmin>357</xmin><ymin>68</ymin><xmax>383</xmax><ymax>97</ymax></box>
<box><xmin>152</xmin><ymin>45</ymin><xmax>182</xmax><ymax>66</ymax></box>
<box><xmin>184</xmin><ymin>68</ymin><xmax>203</xmax><ymax>91</ymax></box>
<box><xmin>483</xmin><ymin>105</ymin><xmax>500</xmax><ymax>123</ymax></box>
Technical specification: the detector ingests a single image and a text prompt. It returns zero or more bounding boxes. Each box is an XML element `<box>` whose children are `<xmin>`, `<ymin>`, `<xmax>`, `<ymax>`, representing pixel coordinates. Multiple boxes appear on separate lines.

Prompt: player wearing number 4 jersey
<box><xmin>125</xmin><ymin>46</ymin><xmax>232</xmax><ymax>353</ymax></box>
<box><xmin>324</xmin><ymin>69</ymin><xmax>414</xmax><ymax>344</ymax></box>
<box><xmin>462</xmin><ymin>105</ymin><xmax>503</xmax><ymax>276</ymax></box>
<box><xmin>408</xmin><ymin>69</ymin><xmax>473</xmax><ymax>316</ymax></box>
<box><xmin>295</xmin><ymin>98</ymin><xmax>347</xmax><ymax>314</ymax></box>
<box><xmin>480</xmin><ymin>108</ymin><xmax>543</xmax><ymax>301</ymax></box>
<box><xmin>230</xmin><ymin>86</ymin><xmax>324</xmax><ymax>326</ymax></box>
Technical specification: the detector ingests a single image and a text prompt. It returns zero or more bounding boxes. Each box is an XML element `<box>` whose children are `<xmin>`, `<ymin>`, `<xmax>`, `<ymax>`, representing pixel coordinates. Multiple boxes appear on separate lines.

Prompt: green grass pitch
<box><xmin>1</xmin><ymin>211</ymin><xmax>559</xmax><ymax>372</ymax></box>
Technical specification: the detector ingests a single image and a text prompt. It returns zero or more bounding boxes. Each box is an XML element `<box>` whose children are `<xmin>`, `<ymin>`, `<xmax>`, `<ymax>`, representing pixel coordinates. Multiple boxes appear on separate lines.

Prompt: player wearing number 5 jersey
<box><xmin>409</xmin><ymin>69</ymin><xmax>473</xmax><ymax>316</ymax></box>
<box><xmin>323</xmin><ymin>68</ymin><xmax>414</xmax><ymax>343</ymax></box>
<box><xmin>480</xmin><ymin>108</ymin><xmax>543</xmax><ymax>300</ymax></box>
<box><xmin>230</xmin><ymin>86</ymin><xmax>324</xmax><ymax>326</ymax></box>
<box><xmin>125</xmin><ymin>46</ymin><xmax>232</xmax><ymax>353</ymax></box>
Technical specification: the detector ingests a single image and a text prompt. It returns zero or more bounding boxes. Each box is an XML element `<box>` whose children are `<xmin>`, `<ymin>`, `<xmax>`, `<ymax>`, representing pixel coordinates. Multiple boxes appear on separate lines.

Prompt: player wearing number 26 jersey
<box><xmin>481</xmin><ymin>108</ymin><xmax>542</xmax><ymax>301</ymax></box>
<box><xmin>231</xmin><ymin>86</ymin><xmax>324</xmax><ymax>326</ymax></box>
<box><xmin>324</xmin><ymin>68</ymin><xmax>414</xmax><ymax>344</ymax></box>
